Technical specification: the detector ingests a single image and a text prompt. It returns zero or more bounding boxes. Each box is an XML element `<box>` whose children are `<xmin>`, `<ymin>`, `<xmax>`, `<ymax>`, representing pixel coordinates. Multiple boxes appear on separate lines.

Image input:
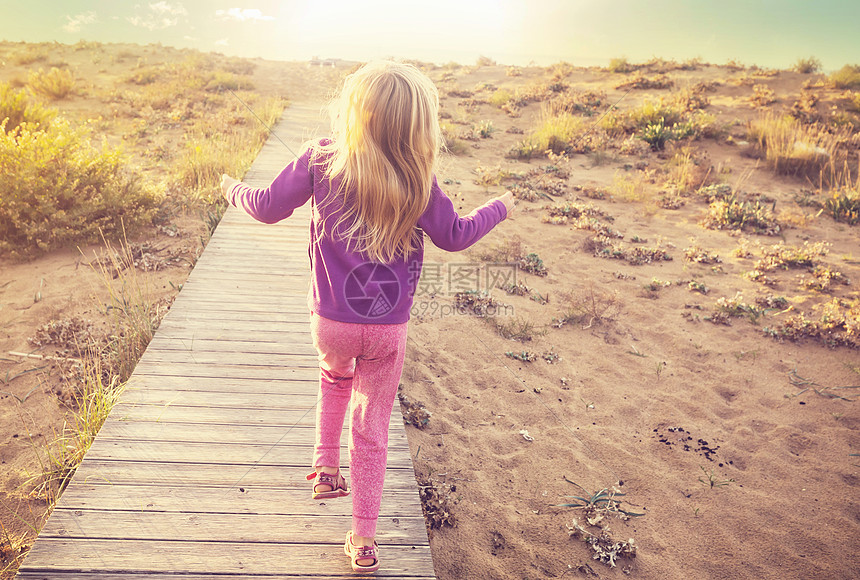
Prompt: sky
<box><xmin>0</xmin><ymin>1</ymin><xmax>857</xmax><ymax>71</ymax></box>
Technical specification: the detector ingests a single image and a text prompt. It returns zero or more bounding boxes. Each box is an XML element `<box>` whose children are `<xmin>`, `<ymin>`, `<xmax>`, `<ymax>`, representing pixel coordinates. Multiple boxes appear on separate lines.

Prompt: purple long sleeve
<box><xmin>418</xmin><ymin>175</ymin><xmax>507</xmax><ymax>251</ymax></box>
<box><xmin>226</xmin><ymin>149</ymin><xmax>314</xmax><ymax>224</ymax></box>
<box><xmin>225</xmin><ymin>141</ymin><xmax>508</xmax><ymax>323</ymax></box>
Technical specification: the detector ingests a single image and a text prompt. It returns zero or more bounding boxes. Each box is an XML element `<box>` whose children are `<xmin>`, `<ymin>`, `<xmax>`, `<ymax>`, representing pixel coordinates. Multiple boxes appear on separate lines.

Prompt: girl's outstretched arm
<box><xmin>418</xmin><ymin>176</ymin><xmax>513</xmax><ymax>252</ymax></box>
<box><xmin>220</xmin><ymin>148</ymin><xmax>314</xmax><ymax>224</ymax></box>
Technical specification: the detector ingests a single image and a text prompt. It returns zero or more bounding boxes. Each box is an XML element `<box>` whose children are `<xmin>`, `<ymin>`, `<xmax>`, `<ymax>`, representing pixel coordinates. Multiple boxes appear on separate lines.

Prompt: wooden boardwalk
<box><xmin>18</xmin><ymin>105</ymin><xmax>436</xmax><ymax>579</ymax></box>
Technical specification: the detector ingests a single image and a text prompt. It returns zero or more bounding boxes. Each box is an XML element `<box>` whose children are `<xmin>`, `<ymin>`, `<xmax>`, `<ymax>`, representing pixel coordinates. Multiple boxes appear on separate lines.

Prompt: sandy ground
<box><xmin>1</xmin><ymin>43</ymin><xmax>859</xmax><ymax>579</ymax></box>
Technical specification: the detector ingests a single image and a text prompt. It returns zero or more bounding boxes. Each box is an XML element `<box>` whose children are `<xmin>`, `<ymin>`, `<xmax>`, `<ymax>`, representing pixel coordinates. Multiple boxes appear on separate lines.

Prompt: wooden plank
<box><xmin>52</xmin><ymin>484</ymin><xmax>424</xmax><ymax>517</ymax></box>
<box><xmin>125</xmin><ymin>375</ymin><xmax>319</xmax><ymax>393</ymax></box>
<box><xmin>109</xmin><ymin>402</ymin><xmax>405</xmax><ymax>428</ymax></box>
<box><xmin>156</xmin><ymin>318</ymin><xmax>313</xmax><ymax>333</ymax></box>
<box><xmin>137</xmin><ymin>350</ymin><xmax>321</xmax><ymax>367</ymax></box>
<box><xmin>160</xmin><ymin>297</ymin><xmax>310</xmax><ymax>311</ymax></box>
<box><xmin>149</xmin><ymin>329</ymin><xmax>316</xmax><ymax>343</ymax></box>
<box><xmin>95</xmin><ymin>419</ymin><xmax>411</xmax><ymax>446</ymax></box>
<box><xmin>39</xmin><ymin>511</ymin><xmax>427</xmax><ymax>544</ymax></box>
<box><xmin>119</xmin><ymin>386</ymin><xmax>326</xmax><ymax>406</ymax></box>
<box><xmin>84</xmin><ymin>440</ymin><xmax>411</xmax><ymax>468</ymax></box>
<box><xmin>20</xmin><ymin>539</ymin><xmax>433</xmax><ymax>576</ymax></box>
<box><xmin>157</xmin><ymin>310</ymin><xmax>311</xmax><ymax>323</ymax></box>
<box><xmin>143</xmin><ymin>337</ymin><xmax>317</xmax><ymax>355</ymax></box>
<box><xmin>70</xmin><ymin>461</ymin><xmax>420</xmax><ymax>490</ymax></box>
<box><xmin>128</xmin><ymin>362</ymin><xmax>319</xmax><ymax>380</ymax></box>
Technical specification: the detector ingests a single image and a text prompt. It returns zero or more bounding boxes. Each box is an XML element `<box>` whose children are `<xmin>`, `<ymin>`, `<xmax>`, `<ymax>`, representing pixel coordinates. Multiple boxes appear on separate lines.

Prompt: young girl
<box><xmin>221</xmin><ymin>60</ymin><xmax>515</xmax><ymax>574</ymax></box>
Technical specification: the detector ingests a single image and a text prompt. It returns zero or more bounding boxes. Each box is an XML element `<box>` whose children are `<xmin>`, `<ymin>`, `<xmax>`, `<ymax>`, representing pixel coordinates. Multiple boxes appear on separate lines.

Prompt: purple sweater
<box><xmin>226</xmin><ymin>142</ymin><xmax>508</xmax><ymax>324</ymax></box>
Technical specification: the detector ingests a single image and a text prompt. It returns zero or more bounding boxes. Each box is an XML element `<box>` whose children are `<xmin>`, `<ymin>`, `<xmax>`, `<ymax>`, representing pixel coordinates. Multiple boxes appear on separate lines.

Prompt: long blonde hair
<box><xmin>314</xmin><ymin>61</ymin><xmax>441</xmax><ymax>263</ymax></box>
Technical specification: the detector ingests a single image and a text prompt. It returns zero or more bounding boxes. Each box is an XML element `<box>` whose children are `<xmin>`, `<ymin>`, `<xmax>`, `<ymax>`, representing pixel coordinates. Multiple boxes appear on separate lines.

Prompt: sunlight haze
<box><xmin>0</xmin><ymin>1</ymin><xmax>857</xmax><ymax>70</ymax></box>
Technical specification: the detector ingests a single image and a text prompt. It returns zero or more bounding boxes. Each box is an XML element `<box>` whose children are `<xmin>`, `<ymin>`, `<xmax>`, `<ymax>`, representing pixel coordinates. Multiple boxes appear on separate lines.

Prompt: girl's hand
<box><xmin>220</xmin><ymin>174</ymin><xmax>239</xmax><ymax>198</ymax></box>
<box><xmin>496</xmin><ymin>190</ymin><xmax>517</xmax><ymax>218</ymax></box>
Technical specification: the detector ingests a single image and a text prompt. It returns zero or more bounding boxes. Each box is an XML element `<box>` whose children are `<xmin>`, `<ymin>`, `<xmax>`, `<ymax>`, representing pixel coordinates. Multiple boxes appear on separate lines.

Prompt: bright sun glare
<box><xmin>287</xmin><ymin>0</ymin><xmax>517</xmax><ymax>62</ymax></box>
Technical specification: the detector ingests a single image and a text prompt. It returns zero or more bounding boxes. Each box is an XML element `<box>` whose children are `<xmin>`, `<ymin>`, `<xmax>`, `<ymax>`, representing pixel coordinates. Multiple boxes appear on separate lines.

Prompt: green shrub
<box><xmin>204</xmin><ymin>71</ymin><xmax>254</xmax><ymax>92</ymax></box>
<box><xmin>12</xmin><ymin>46</ymin><xmax>48</xmax><ymax>65</ymax></box>
<box><xmin>700</xmin><ymin>195</ymin><xmax>782</xmax><ymax>235</ymax></box>
<box><xmin>829</xmin><ymin>65</ymin><xmax>860</xmax><ymax>89</ymax></box>
<box><xmin>823</xmin><ymin>188</ymin><xmax>860</xmax><ymax>224</ymax></box>
<box><xmin>748</xmin><ymin>113</ymin><xmax>851</xmax><ymax>182</ymax></box>
<box><xmin>27</xmin><ymin>67</ymin><xmax>75</xmax><ymax>99</ymax></box>
<box><xmin>0</xmin><ymin>82</ymin><xmax>55</xmax><ymax>132</ymax></box>
<box><xmin>124</xmin><ymin>66</ymin><xmax>162</xmax><ymax>85</ymax></box>
<box><xmin>627</xmin><ymin>99</ymin><xmax>684</xmax><ymax>129</ymax></box>
<box><xmin>511</xmin><ymin>112</ymin><xmax>589</xmax><ymax>158</ymax></box>
<box><xmin>792</xmin><ymin>57</ymin><xmax>822</xmax><ymax>74</ymax></box>
<box><xmin>489</xmin><ymin>89</ymin><xmax>513</xmax><ymax>108</ymax></box>
<box><xmin>0</xmin><ymin>119</ymin><xmax>160</xmax><ymax>258</ymax></box>
<box><xmin>639</xmin><ymin>118</ymin><xmax>675</xmax><ymax>150</ymax></box>
<box><xmin>607</xmin><ymin>58</ymin><xmax>634</xmax><ymax>73</ymax></box>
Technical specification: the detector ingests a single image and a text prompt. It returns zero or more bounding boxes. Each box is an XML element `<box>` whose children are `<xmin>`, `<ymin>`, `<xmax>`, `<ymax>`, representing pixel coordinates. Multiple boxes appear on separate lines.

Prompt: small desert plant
<box><xmin>829</xmin><ymin>65</ymin><xmax>860</xmax><ymax>89</ymax></box>
<box><xmin>440</xmin><ymin>121</ymin><xmax>470</xmax><ymax>155</ymax></box>
<box><xmin>0</xmin><ymin>82</ymin><xmax>56</xmax><ymax>132</ymax></box>
<box><xmin>511</xmin><ymin>112</ymin><xmax>590</xmax><ymax>158</ymax></box>
<box><xmin>417</xmin><ymin>476</ymin><xmax>457</xmax><ymax>533</ymax></box>
<box><xmin>748</xmin><ymin>113</ymin><xmax>853</xmax><ymax>184</ymax></box>
<box><xmin>700</xmin><ymin>196</ymin><xmax>782</xmax><ymax>235</ymax></box>
<box><xmin>30</xmin><ymin>350</ymin><xmax>126</xmax><ymax>500</ymax></box>
<box><xmin>559</xmin><ymin>478</ymin><xmax>642</xmax><ymax>569</ymax></box>
<box><xmin>684</xmin><ymin>245</ymin><xmax>722</xmax><ymax>264</ymax></box>
<box><xmin>474</xmin><ymin>119</ymin><xmax>495</xmax><ymax>138</ymax></box>
<box><xmin>749</xmin><ymin>84</ymin><xmax>776</xmax><ymax>107</ymax></box>
<box><xmin>754</xmin><ymin>240</ymin><xmax>829</xmax><ymax>271</ymax></box>
<box><xmin>823</xmin><ymin>187</ymin><xmax>860</xmax><ymax>224</ymax></box>
<box><xmin>493</xmin><ymin>316</ymin><xmax>540</xmax><ymax>342</ymax></box>
<box><xmin>398</xmin><ymin>386</ymin><xmax>431</xmax><ymax>428</ymax></box>
<box><xmin>27</xmin><ymin>67</ymin><xmax>75</xmax><ymax>99</ymax></box>
<box><xmin>12</xmin><ymin>45</ymin><xmax>48</xmax><ymax>65</ymax></box>
<box><xmin>698</xmin><ymin>466</ymin><xmax>735</xmax><ymax>489</ymax></box>
<box><xmin>707</xmin><ymin>292</ymin><xmax>764</xmax><ymax>325</ymax></box>
<box><xmin>553</xmin><ymin>285</ymin><xmax>621</xmax><ymax>329</ymax></box>
<box><xmin>800</xmin><ymin>265</ymin><xmax>850</xmax><ymax>292</ymax></box>
<box><xmin>454</xmin><ymin>290</ymin><xmax>503</xmax><ymax>317</ymax></box>
<box><xmin>489</xmin><ymin>88</ymin><xmax>514</xmax><ymax>108</ymax></box>
<box><xmin>124</xmin><ymin>66</ymin><xmax>162</xmax><ymax>85</ymax></box>
<box><xmin>627</xmin><ymin>100</ymin><xmax>684</xmax><ymax>129</ymax></box>
<box><xmin>793</xmin><ymin>57</ymin><xmax>822</xmax><ymax>74</ymax></box>
<box><xmin>764</xmin><ymin>297</ymin><xmax>859</xmax><ymax>349</ymax></box>
<box><xmin>606</xmin><ymin>57</ymin><xmax>634</xmax><ymax>74</ymax></box>
<box><xmin>616</xmin><ymin>74</ymin><xmax>674</xmax><ymax>90</ymax></box>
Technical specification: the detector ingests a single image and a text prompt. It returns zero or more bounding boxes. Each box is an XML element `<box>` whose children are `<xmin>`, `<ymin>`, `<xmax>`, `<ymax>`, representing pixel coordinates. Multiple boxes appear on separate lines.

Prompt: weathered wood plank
<box><xmin>39</xmin><ymin>511</ymin><xmax>427</xmax><ymax>544</ymax></box>
<box><xmin>137</xmin><ymin>350</ymin><xmax>321</xmax><ymax>367</ymax></box>
<box><xmin>52</xmin><ymin>484</ymin><xmax>423</xmax><ymax>517</ymax></box>
<box><xmin>109</xmin><ymin>402</ymin><xmax>404</xmax><ymax>428</ymax></box>
<box><xmin>149</xmin><ymin>330</ymin><xmax>317</xmax><ymax>344</ymax></box>
<box><xmin>143</xmin><ymin>337</ymin><xmax>317</xmax><ymax>355</ymax></box>
<box><xmin>125</xmin><ymin>375</ymin><xmax>319</xmax><ymax>392</ymax></box>
<box><xmin>20</xmin><ymin>539</ymin><xmax>433</xmax><ymax>576</ymax></box>
<box><xmin>84</xmin><ymin>440</ymin><xmax>411</xmax><ymax>468</ymax></box>
<box><xmin>71</xmin><ymin>461</ymin><xmax>419</xmax><ymax>490</ymax></box>
<box><xmin>95</xmin><ymin>419</ymin><xmax>411</xmax><ymax>446</ymax></box>
<box><xmin>127</xmin><ymin>362</ymin><xmax>320</xmax><ymax>380</ymax></box>
<box><xmin>119</xmin><ymin>386</ymin><xmax>325</xmax><ymax>406</ymax></box>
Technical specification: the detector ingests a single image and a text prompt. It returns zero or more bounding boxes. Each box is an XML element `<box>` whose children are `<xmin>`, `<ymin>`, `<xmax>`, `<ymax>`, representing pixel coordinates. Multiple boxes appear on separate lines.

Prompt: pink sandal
<box><xmin>344</xmin><ymin>530</ymin><xmax>380</xmax><ymax>573</ymax></box>
<box><xmin>306</xmin><ymin>469</ymin><xmax>350</xmax><ymax>500</ymax></box>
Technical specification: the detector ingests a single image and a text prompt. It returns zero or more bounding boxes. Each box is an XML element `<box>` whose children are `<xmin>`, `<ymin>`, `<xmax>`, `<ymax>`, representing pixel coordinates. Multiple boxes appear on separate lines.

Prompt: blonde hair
<box><xmin>314</xmin><ymin>61</ymin><xmax>441</xmax><ymax>264</ymax></box>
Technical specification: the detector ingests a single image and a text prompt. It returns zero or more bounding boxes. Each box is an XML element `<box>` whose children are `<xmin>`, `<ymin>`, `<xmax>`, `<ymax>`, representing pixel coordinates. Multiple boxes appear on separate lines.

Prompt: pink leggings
<box><xmin>309</xmin><ymin>311</ymin><xmax>409</xmax><ymax>538</ymax></box>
